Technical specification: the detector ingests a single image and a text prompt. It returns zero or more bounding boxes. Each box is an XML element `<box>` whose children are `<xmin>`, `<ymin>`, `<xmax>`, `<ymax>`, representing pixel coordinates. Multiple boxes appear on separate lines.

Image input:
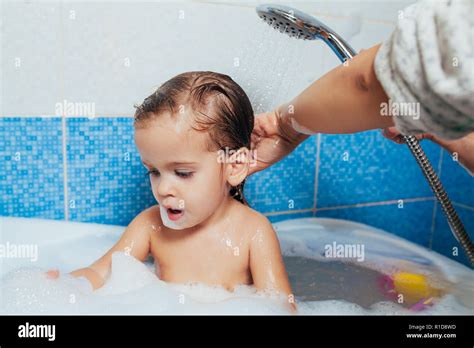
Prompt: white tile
<box><xmin>201</xmin><ymin>0</ymin><xmax>417</xmax><ymax>22</ymax></box>
<box><xmin>347</xmin><ymin>18</ymin><xmax>395</xmax><ymax>52</ymax></box>
<box><xmin>1</xmin><ymin>0</ymin><xmax>400</xmax><ymax>117</ymax></box>
<box><xmin>1</xmin><ymin>1</ymin><xmax>62</xmax><ymax>116</ymax></box>
<box><xmin>61</xmin><ymin>2</ymin><xmax>264</xmax><ymax>115</ymax></box>
<box><xmin>60</xmin><ymin>1</ymin><xmax>330</xmax><ymax>116</ymax></box>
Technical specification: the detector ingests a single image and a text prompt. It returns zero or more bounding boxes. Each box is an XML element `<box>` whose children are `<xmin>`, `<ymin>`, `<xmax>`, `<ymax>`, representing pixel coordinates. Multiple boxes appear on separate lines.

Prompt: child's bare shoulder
<box><xmin>235</xmin><ymin>205</ymin><xmax>283</xmax><ymax>262</ymax></box>
<box><xmin>91</xmin><ymin>205</ymin><xmax>160</xmax><ymax>265</ymax></box>
<box><xmin>234</xmin><ymin>202</ymin><xmax>275</xmax><ymax>237</ymax></box>
<box><xmin>125</xmin><ymin>204</ymin><xmax>162</xmax><ymax>238</ymax></box>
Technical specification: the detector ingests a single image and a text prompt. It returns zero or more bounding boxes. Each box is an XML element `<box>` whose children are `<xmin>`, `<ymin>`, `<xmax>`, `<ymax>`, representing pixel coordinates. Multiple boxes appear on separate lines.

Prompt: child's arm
<box><xmin>249</xmin><ymin>217</ymin><xmax>296</xmax><ymax>311</ymax></box>
<box><xmin>50</xmin><ymin>206</ymin><xmax>158</xmax><ymax>290</ymax></box>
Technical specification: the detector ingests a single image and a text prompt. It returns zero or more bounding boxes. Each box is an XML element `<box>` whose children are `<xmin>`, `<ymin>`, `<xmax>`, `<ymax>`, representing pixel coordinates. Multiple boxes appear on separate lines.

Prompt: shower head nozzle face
<box><xmin>256</xmin><ymin>4</ymin><xmax>325</xmax><ymax>40</ymax></box>
<box><xmin>256</xmin><ymin>4</ymin><xmax>357</xmax><ymax>61</ymax></box>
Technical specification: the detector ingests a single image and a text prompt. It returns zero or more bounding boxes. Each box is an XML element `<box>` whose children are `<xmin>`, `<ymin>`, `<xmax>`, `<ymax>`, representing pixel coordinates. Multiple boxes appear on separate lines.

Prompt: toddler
<box><xmin>49</xmin><ymin>71</ymin><xmax>295</xmax><ymax>310</ymax></box>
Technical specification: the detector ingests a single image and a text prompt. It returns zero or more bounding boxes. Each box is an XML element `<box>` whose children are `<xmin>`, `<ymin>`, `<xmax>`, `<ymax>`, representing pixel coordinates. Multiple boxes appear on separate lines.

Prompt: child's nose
<box><xmin>155</xmin><ymin>176</ymin><xmax>176</xmax><ymax>198</ymax></box>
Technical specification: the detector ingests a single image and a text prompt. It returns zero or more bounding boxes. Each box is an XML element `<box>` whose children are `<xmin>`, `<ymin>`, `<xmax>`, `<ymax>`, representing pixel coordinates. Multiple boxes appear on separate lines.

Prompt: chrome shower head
<box><xmin>256</xmin><ymin>4</ymin><xmax>356</xmax><ymax>62</ymax></box>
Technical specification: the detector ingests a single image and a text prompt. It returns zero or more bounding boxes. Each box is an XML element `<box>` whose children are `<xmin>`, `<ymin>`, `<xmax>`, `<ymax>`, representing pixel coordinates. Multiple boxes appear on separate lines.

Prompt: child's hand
<box><xmin>45</xmin><ymin>269</ymin><xmax>60</xmax><ymax>279</ymax></box>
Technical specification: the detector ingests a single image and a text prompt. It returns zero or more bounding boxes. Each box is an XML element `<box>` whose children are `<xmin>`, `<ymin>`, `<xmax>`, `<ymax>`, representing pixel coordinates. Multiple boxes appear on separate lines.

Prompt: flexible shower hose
<box><xmin>403</xmin><ymin>135</ymin><xmax>474</xmax><ymax>266</ymax></box>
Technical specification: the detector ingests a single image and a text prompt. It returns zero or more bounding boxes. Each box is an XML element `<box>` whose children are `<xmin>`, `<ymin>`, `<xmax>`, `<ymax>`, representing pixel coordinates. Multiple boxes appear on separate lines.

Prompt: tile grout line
<box><xmin>452</xmin><ymin>201</ymin><xmax>474</xmax><ymax>212</ymax></box>
<box><xmin>315</xmin><ymin>196</ymin><xmax>435</xmax><ymax>212</ymax></box>
<box><xmin>312</xmin><ymin>134</ymin><xmax>321</xmax><ymax>216</ymax></box>
<box><xmin>429</xmin><ymin>148</ymin><xmax>444</xmax><ymax>249</ymax></box>
<box><xmin>429</xmin><ymin>201</ymin><xmax>438</xmax><ymax>249</ymax></box>
<box><xmin>60</xmin><ymin>0</ymin><xmax>69</xmax><ymax>221</ymax></box>
<box><xmin>61</xmin><ymin>116</ymin><xmax>69</xmax><ymax>221</ymax></box>
<box><xmin>264</xmin><ymin>196</ymin><xmax>436</xmax><ymax>217</ymax></box>
<box><xmin>264</xmin><ymin>208</ymin><xmax>314</xmax><ymax>217</ymax></box>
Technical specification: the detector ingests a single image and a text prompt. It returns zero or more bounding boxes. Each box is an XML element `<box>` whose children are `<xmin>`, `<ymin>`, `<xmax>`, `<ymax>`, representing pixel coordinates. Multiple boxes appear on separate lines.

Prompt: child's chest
<box><xmin>149</xmin><ymin>229</ymin><xmax>253</xmax><ymax>290</ymax></box>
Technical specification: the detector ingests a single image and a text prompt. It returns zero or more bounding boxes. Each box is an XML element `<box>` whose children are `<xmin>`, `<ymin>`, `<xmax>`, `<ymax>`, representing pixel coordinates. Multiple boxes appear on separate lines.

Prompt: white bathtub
<box><xmin>0</xmin><ymin>216</ymin><xmax>472</xmax><ymax>315</ymax></box>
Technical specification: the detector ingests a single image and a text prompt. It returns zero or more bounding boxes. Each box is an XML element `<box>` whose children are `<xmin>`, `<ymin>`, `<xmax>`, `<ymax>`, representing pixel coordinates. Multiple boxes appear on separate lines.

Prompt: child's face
<box><xmin>134</xmin><ymin>111</ymin><xmax>230</xmax><ymax>230</ymax></box>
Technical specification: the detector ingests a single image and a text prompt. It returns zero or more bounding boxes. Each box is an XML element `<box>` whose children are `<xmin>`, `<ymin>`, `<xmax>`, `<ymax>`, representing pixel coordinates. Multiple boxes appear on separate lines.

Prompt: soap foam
<box><xmin>1</xmin><ymin>217</ymin><xmax>473</xmax><ymax>315</ymax></box>
<box><xmin>1</xmin><ymin>252</ymin><xmax>471</xmax><ymax>315</ymax></box>
<box><xmin>0</xmin><ymin>252</ymin><xmax>290</xmax><ymax>315</ymax></box>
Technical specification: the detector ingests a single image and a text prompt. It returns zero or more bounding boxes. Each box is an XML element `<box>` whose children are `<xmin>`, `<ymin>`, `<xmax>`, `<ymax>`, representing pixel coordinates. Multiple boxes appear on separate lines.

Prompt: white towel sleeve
<box><xmin>374</xmin><ymin>0</ymin><xmax>474</xmax><ymax>140</ymax></box>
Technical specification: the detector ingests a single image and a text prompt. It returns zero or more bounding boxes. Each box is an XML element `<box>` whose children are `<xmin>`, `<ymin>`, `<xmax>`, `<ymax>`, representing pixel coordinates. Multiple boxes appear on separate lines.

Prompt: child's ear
<box><xmin>226</xmin><ymin>147</ymin><xmax>250</xmax><ymax>187</ymax></box>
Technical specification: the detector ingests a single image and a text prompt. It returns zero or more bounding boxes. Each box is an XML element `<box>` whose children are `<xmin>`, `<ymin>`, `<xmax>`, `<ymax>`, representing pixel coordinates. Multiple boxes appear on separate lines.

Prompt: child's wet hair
<box><xmin>134</xmin><ymin>71</ymin><xmax>254</xmax><ymax>205</ymax></box>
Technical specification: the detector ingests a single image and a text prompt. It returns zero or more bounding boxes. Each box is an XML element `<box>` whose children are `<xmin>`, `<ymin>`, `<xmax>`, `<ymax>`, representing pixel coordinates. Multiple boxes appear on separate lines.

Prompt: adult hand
<box><xmin>249</xmin><ymin>110</ymin><xmax>310</xmax><ymax>176</ymax></box>
<box><xmin>382</xmin><ymin>127</ymin><xmax>474</xmax><ymax>175</ymax></box>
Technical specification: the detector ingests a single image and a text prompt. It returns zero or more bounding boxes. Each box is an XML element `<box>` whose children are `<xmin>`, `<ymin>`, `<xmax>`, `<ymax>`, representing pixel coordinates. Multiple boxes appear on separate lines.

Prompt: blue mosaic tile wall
<box><xmin>0</xmin><ymin>118</ymin><xmax>65</xmax><ymax>219</ymax></box>
<box><xmin>1</xmin><ymin>117</ymin><xmax>473</xmax><ymax>266</ymax></box>
<box><xmin>66</xmin><ymin>118</ymin><xmax>154</xmax><ymax>226</ymax></box>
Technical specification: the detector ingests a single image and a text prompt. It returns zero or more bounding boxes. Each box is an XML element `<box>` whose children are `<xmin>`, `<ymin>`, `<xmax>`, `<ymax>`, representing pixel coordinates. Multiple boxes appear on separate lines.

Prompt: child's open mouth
<box><xmin>167</xmin><ymin>208</ymin><xmax>184</xmax><ymax>221</ymax></box>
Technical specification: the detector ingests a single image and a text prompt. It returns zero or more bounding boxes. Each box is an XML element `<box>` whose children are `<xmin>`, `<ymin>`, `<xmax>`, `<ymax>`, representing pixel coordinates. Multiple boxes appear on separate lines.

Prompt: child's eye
<box><xmin>145</xmin><ymin>169</ymin><xmax>160</xmax><ymax>177</ymax></box>
<box><xmin>175</xmin><ymin>170</ymin><xmax>193</xmax><ymax>179</ymax></box>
